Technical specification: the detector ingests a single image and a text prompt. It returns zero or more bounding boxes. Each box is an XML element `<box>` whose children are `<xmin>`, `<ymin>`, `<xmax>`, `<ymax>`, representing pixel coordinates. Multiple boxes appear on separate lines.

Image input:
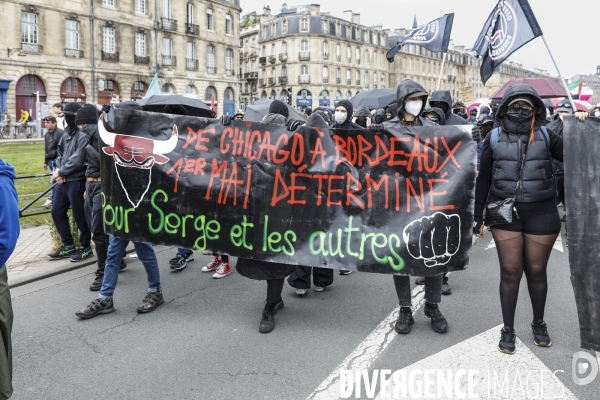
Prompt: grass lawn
<box><xmin>0</xmin><ymin>142</ymin><xmax>53</xmax><ymax>228</ymax></box>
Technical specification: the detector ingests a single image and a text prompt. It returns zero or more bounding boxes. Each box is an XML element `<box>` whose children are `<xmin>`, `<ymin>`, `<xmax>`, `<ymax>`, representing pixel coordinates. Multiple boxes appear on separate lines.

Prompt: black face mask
<box><xmin>481</xmin><ymin>123</ymin><xmax>494</xmax><ymax>135</ymax></box>
<box><xmin>65</xmin><ymin>115</ymin><xmax>77</xmax><ymax>131</ymax></box>
<box><xmin>355</xmin><ymin>117</ymin><xmax>367</xmax><ymax>128</ymax></box>
<box><xmin>505</xmin><ymin>108</ymin><xmax>533</xmax><ymax>134</ymax></box>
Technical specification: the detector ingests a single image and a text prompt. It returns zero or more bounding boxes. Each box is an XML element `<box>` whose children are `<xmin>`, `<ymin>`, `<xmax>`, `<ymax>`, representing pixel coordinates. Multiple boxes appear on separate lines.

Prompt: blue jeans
<box><xmin>99</xmin><ymin>236</ymin><xmax>161</xmax><ymax>300</ymax></box>
<box><xmin>176</xmin><ymin>248</ymin><xmax>193</xmax><ymax>257</ymax></box>
<box><xmin>47</xmin><ymin>159</ymin><xmax>57</xmax><ymax>201</ymax></box>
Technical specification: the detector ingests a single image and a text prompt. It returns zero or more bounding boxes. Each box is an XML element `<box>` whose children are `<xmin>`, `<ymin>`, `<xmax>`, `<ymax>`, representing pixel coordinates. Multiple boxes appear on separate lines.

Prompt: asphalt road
<box><xmin>10</xmin><ymin>224</ymin><xmax>600</xmax><ymax>399</ymax></box>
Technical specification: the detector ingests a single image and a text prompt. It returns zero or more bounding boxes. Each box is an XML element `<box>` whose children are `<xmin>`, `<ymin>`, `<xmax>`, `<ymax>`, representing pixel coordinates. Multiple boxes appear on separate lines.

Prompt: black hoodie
<box><xmin>383</xmin><ymin>80</ymin><xmax>436</xmax><ymax>128</ymax></box>
<box><xmin>331</xmin><ymin>99</ymin><xmax>363</xmax><ymax>129</ymax></box>
<box><xmin>429</xmin><ymin>90</ymin><xmax>470</xmax><ymax>126</ymax></box>
<box><xmin>421</xmin><ymin>107</ymin><xmax>446</xmax><ymax>126</ymax></box>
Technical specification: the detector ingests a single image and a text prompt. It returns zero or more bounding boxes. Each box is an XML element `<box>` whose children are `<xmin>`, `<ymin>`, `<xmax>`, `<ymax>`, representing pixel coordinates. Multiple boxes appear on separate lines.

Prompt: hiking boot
<box><xmin>48</xmin><ymin>245</ymin><xmax>76</xmax><ymax>260</ymax></box>
<box><xmin>170</xmin><ymin>258</ymin><xmax>187</xmax><ymax>271</ymax></box>
<box><xmin>202</xmin><ymin>255</ymin><xmax>221</xmax><ymax>272</ymax></box>
<box><xmin>212</xmin><ymin>262</ymin><xmax>232</xmax><ymax>279</ymax></box>
<box><xmin>168</xmin><ymin>253</ymin><xmax>194</xmax><ymax>265</ymax></box>
<box><xmin>394</xmin><ymin>307</ymin><xmax>414</xmax><ymax>334</ymax></box>
<box><xmin>415</xmin><ymin>277</ymin><xmax>425</xmax><ymax>285</ymax></box>
<box><xmin>42</xmin><ymin>199</ymin><xmax>53</xmax><ymax>208</ymax></box>
<box><xmin>424</xmin><ymin>302</ymin><xmax>448</xmax><ymax>333</ymax></box>
<box><xmin>339</xmin><ymin>270</ymin><xmax>352</xmax><ymax>275</ymax></box>
<box><xmin>259</xmin><ymin>300</ymin><xmax>284</xmax><ymax>333</ymax></box>
<box><xmin>75</xmin><ymin>298</ymin><xmax>114</xmax><ymax>319</ymax></box>
<box><xmin>70</xmin><ymin>247</ymin><xmax>93</xmax><ymax>262</ymax></box>
<box><xmin>314</xmin><ymin>286</ymin><xmax>325</xmax><ymax>292</ymax></box>
<box><xmin>137</xmin><ymin>291</ymin><xmax>164</xmax><ymax>313</ymax></box>
<box><xmin>295</xmin><ymin>288</ymin><xmax>308</xmax><ymax>296</ymax></box>
<box><xmin>531</xmin><ymin>320</ymin><xmax>552</xmax><ymax>347</ymax></box>
<box><xmin>441</xmin><ymin>277</ymin><xmax>452</xmax><ymax>295</ymax></box>
<box><xmin>89</xmin><ymin>275</ymin><xmax>103</xmax><ymax>291</ymax></box>
<box><xmin>499</xmin><ymin>326</ymin><xmax>517</xmax><ymax>354</ymax></box>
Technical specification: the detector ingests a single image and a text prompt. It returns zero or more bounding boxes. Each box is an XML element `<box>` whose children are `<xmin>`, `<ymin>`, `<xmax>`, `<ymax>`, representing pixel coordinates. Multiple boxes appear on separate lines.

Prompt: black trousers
<box><xmin>555</xmin><ymin>174</ymin><xmax>565</xmax><ymax>205</ymax></box>
<box><xmin>287</xmin><ymin>266</ymin><xmax>334</xmax><ymax>289</ymax></box>
<box><xmin>85</xmin><ymin>181</ymin><xmax>109</xmax><ymax>276</ymax></box>
<box><xmin>51</xmin><ymin>180</ymin><xmax>91</xmax><ymax>248</ymax></box>
<box><xmin>266</xmin><ymin>278</ymin><xmax>285</xmax><ymax>303</ymax></box>
<box><xmin>393</xmin><ymin>275</ymin><xmax>442</xmax><ymax>307</ymax></box>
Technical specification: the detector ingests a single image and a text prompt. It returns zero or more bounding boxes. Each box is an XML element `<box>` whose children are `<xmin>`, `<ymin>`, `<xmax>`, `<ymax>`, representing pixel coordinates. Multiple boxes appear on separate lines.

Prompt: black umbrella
<box><xmin>243</xmin><ymin>99</ymin><xmax>306</xmax><ymax>122</ymax></box>
<box><xmin>137</xmin><ymin>95</ymin><xmax>215</xmax><ymax>118</ymax></box>
<box><xmin>350</xmin><ymin>89</ymin><xmax>396</xmax><ymax>109</ymax></box>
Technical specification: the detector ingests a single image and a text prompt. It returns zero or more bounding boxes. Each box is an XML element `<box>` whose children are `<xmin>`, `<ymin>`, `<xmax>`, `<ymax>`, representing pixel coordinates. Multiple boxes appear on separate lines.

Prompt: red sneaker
<box><xmin>212</xmin><ymin>262</ymin><xmax>232</xmax><ymax>279</ymax></box>
<box><xmin>202</xmin><ymin>255</ymin><xmax>221</xmax><ymax>272</ymax></box>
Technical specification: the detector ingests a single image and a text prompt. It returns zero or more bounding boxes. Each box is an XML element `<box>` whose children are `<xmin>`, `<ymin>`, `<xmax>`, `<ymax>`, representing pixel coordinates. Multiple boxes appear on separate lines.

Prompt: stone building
<box><xmin>0</xmin><ymin>0</ymin><xmax>241</xmax><ymax>122</ymax></box>
<box><xmin>571</xmin><ymin>67</ymin><xmax>600</xmax><ymax>106</ymax></box>
<box><xmin>239</xmin><ymin>5</ymin><xmax>392</xmax><ymax>111</ymax></box>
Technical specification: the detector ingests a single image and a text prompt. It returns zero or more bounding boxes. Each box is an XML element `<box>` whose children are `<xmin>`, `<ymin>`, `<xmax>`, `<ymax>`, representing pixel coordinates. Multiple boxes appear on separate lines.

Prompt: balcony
<box><xmin>323</xmin><ymin>52</ymin><xmax>329</xmax><ymax>60</ymax></box>
<box><xmin>364</xmin><ymin>84</ymin><xmax>369</xmax><ymax>89</ymax></box>
<box><xmin>244</xmin><ymin>72</ymin><xmax>258</xmax><ymax>80</ymax></box>
<box><xmin>259</xmin><ymin>78</ymin><xmax>267</xmax><ymax>87</ymax></box>
<box><xmin>65</xmin><ymin>48</ymin><xmax>83</xmax><ymax>58</ymax></box>
<box><xmin>322</xmin><ymin>77</ymin><xmax>329</xmax><ymax>83</ymax></box>
<box><xmin>373</xmin><ymin>84</ymin><xmax>377</xmax><ymax>89</ymax></box>
<box><xmin>299</xmin><ymin>52</ymin><xmax>310</xmax><ymax>61</ymax></box>
<box><xmin>162</xmin><ymin>55</ymin><xmax>176</xmax><ymax>67</ymax></box>
<box><xmin>269</xmin><ymin>55</ymin><xmax>276</xmax><ymax>64</ymax></box>
<box><xmin>356</xmin><ymin>59</ymin><xmax>360</xmax><ymax>65</ymax></box>
<box><xmin>186</xmin><ymin>58</ymin><xmax>198</xmax><ymax>70</ymax></box>
<box><xmin>226</xmin><ymin>69</ymin><xmax>233</xmax><ymax>76</ymax></box>
<box><xmin>250</xmin><ymin>50</ymin><xmax>257</xmax><ymax>59</ymax></box>
<box><xmin>207</xmin><ymin>67</ymin><xmax>217</xmax><ymax>74</ymax></box>
<box><xmin>336</xmin><ymin>55</ymin><xmax>341</xmax><ymax>62</ymax></box>
<box><xmin>22</xmin><ymin>43</ymin><xmax>43</xmax><ymax>54</ymax></box>
<box><xmin>242</xmin><ymin>51</ymin><xmax>248</xmax><ymax>59</ymax></box>
<box><xmin>259</xmin><ymin>56</ymin><xmax>267</xmax><ymax>65</ymax></box>
<box><xmin>278</xmin><ymin>53</ymin><xmax>288</xmax><ymax>62</ymax></box>
<box><xmin>185</xmin><ymin>23</ymin><xmax>199</xmax><ymax>36</ymax></box>
<box><xmin>101</xmin><ymin>50</ymin><xmax>119</xmax><ymax>61</ymax></box>
<box><xmin>161</xmin><ymin>18</ymin><xmax>178</xmax><ymax>31</ymax></box>
<box><xmin>347</xmin><ymin>57</ymin><xmax>352</xmax><ymax>63</ymax></box>
<box><xmin>134</xmin><ymin>55</ymin><xmax>150</xmax><ymax>64</ymax></box>
<box><xmin>278</xmin><ymin>76</ymin><xmax>288</xmax><ymax>85</ymax></box>
<box><xmin>356</xmin><ymin>79</ymin><xmax>360</xmax><ymax>85</ymax></box>
<box><xmin>268</xmin><ymin>77</ymin><xmax>276</xmax><ymax>86</ymax></box>
<box><xmin>336</xmin><ymin>78</ymin><xmax>341</xmax><ymax>84</ymax></box>
<box><xmin>347</xmin><ymin>79</ymin><xmax>351</xmax><ymax>85</ymax></box>
<box><xmin>299</xmin><ymin>75</ymin><xmax>310</xmax><ymax>84</ymax></box>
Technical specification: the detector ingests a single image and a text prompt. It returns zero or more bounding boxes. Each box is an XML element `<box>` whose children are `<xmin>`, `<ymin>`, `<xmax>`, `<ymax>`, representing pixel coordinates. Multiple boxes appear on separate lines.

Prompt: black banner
<box><xmin>99</xmin><ymin>108</ymin><xmax>476</xmax><ymax>276</ymax></box>
<box><xmin>564</xmin><ymin>116</ymin><xmax>600</xmax><ymax>351</ymax></box>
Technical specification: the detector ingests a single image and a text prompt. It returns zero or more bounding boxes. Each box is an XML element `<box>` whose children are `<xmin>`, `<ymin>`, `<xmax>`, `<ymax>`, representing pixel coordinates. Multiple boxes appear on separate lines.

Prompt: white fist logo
<box><xmin>403</xmin><ymin>213</ymin><xmax>461</xmax><ymax>267</ymax></box>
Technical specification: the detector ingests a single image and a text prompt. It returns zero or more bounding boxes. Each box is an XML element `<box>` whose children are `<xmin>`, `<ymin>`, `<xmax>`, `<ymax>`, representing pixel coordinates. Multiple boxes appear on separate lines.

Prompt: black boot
<box><xmin>259</xmin><ymin>300</ymin><xmax>284</xmax><ymax>333</ymax></box>
<box><xmin>394</xmin><ymin>307</ymin><xmax>414</xmax><ymax>334</ymax></box>
<box><xmin>424</xmin><ymin>302</ymin><xmax>448</xmax><ymax>333</ymax></box>
<box><xmin>441</xmin><ymin>276</ymin><xmax>452</xmax><ymax>295</ymax></box>
<box><xmin>89</xmin><ymin>275</ymin><xmax>103</xmax><ymax>291</ymax></box>
<box><xmin>415</xmin><ymin>277</ymin><xmax>425</xmax><ymax>285</ymax></box>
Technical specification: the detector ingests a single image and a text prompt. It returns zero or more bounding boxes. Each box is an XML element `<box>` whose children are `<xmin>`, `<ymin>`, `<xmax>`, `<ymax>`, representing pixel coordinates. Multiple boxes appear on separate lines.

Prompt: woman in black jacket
<box><xmin>474</xmin><ymin>84</ymin><xmax>563</xmax><ymax>354</ymax></box>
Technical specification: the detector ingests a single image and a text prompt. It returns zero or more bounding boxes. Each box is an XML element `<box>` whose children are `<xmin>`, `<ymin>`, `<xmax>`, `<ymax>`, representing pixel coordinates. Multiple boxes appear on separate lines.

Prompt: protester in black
<box><xmin>42</xmin><ymin>116</ymin><xmax>64</xmax><ymax>208</ymax></box>
<box><xmin>49</xmin><ymin>102</ymin><xmax>92</xmax><ymax>262</ymax></box>
<box><xmin>474</xmin><ymin>84</ymin><xmax>563</xmax><ymax>354</ymax></box>
<box><xmin>429</xmin><ymin>90</ymin><xmax>470</xmax><ymax>126</ymax></box>
<box><xmin>330</xmin><ymin>100</ymin><xmax>363</xmax><ymax>130</ymax></box>
<box><xmin>546</xmin><ymin>101</ymin><xmax>572</xmax><ymax>216</ymax></box>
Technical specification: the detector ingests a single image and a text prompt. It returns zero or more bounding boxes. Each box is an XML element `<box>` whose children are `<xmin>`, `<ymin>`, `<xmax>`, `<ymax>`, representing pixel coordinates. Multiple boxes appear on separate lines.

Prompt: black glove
<box><xmin>473</xmin><ymin>217</ymin><xmax>484</xmax><ymax>236</ymax></box>
<box><xmin>220</xmin><ymin>115</ymin><xmax>233</xmax><ymax>126</ymax></box>
<box><xmin>471</xmin><ymin>125</ymin><xmax>482</xmax><ymax>143</ymax></box>
<box><xmin>286</xmin><ymin>119</ymin><xmax>303</xmax><ymax>131</ymax></box>
<box><xmin>369</xmin><ymin>123</ymin><xmax>384</xmax><ymax>132</ymax></box>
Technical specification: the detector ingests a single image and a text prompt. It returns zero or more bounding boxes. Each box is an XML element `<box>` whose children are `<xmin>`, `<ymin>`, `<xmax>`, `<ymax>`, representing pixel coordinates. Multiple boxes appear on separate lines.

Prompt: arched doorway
<box><xmin>205</xmin><ymin>86</ymin><xmax>217</xmax><ymax>112</ymax></box>
<box><xmin>60</xmin><ymin>78</ymin><xmax>86</xmax><ymax>104</ymax></box>
<box><xmin>280</xmin><ymin>89</ymin><xmax>289</xmax><ymax>104</ymax></box>
<box><xmin>131</xmin><ymin>81</ymin><xmax>147</xmax><ymax>101</ymax></box>
<box><xmin>296</xmin><ymin>89</ymin><xmax>312</xmax><ymax>111</ymax></box>
<box><xmin>184</xmin><ymin>85</ymin><xmax>198</xmax><ymax>99</ymax></box>
<box><xmin>97</xmin><ymin>79</ymin><xmax>121</xmax><ymax>105</ymax></box>
<box><xmin>16</xmin><ymin>75</ymin><xmax>46</xmax><ymax>120</ymax></box>
<box><xmin>270</xmin><ymin>90</ymin><xmax>277</xmax><ymax>100</ymax></box>
<box><xmin>161</xmin><ymin>83</ymin><xmax>175</xmax><ymax>94</ymax></box>
<box><xmin>223</xmin><ymin>87</ymin><xmax>235</xmax><ymax>116</ymax></box>
<box><xmin>261</xmin><ymin>91</ymin><xmax>268</xmax><ymax>99</ymax></box>
<box><xmin>334</xmin><ymin>90</ymin><xmax>342</xmax><ymax>106</ymax></box>
<box><xmin>319</xmin><ymin>90</ymin><xmax>330</xmax><ymax>107</ymax></box>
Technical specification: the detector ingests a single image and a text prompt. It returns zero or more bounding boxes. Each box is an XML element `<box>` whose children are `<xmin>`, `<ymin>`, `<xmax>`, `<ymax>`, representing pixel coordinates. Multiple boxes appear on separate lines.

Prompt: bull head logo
<box><xmin>99</xmin><ymin>115</ymin><xmax>179</xmax><ymax>208</ymax></box>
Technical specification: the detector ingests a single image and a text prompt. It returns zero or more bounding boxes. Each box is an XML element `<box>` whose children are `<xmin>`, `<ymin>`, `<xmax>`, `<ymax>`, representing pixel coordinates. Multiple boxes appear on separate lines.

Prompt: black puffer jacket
<box><xmin>82</xmin><ymin>124</ymin><xmax>101</xmax><ymax>178</ymax></box>
<box><xmin>545</xmin><ymin>115</ymin><xmax>563</xmax><ymax>175</ymax></box>
<box><xmin>383</xmin><ymin>80</ymin><xmax>436</xmax><ymax>128</ymax></box>
<box><xmin>56</xmin><ymin>125</ymin><xmax>88</xmax><ymax>181</ymax></box>
<box><xmin>330</xmin><ymin>100</ymin><xmax>363</xmax><ymax>129</ymax></box>
<box><xmin>429</xmin><ymin>90</ymin><xmax>470</xmax><ymax>126</ymax></box>
<box><xmin>44</xmin><ymin>128</ymin><xmax>64</xmax><ymax>163</ymax></box>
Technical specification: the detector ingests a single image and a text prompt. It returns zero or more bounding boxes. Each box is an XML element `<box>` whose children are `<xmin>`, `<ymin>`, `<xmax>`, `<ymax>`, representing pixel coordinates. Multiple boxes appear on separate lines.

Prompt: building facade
<box><xmin>0</xmin><ymin>0</ymin><xmax>241</xmax><ymax>121</ymax></box>
<box><xmin>239</xmin><ymin>5</ymin><xmax>391</xmax><ymax>111</ymax></box>
<box><xmin>571</xmin><ymin>68</ymin><xmax>600</xmax><ymax>106</ymax></box>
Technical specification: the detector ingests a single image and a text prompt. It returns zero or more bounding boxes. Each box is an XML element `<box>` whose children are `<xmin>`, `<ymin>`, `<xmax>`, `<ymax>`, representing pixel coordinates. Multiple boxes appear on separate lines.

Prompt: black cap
<box><xmin>63</xmin><ymin>102</ymin><xmax>82</xmax><ymax>116</ymax></box>
<box><xmin>75</xmin><ymin>104</ymin><xmax>99</xmax><ymax>125</ymax></box>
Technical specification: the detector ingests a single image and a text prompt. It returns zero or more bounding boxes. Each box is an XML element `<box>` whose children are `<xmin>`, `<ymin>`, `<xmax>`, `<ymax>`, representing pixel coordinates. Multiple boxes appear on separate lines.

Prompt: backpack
<box><xmin>489</xmin><ymin>126</ymin><xmax>550</xmax><ymax>152</ymax></box>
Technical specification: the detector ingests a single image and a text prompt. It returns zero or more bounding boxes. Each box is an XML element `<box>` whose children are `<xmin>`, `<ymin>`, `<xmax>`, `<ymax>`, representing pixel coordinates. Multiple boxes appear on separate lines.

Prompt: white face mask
<box><xmin>404</xmin><ymin>101</ymin><xmax>422</xmax><ymax>117</ymax></box>
<box><xmin>334</xmin><ymin>112</ymin><xmax>347</xmax><ymax>124</ymax></box>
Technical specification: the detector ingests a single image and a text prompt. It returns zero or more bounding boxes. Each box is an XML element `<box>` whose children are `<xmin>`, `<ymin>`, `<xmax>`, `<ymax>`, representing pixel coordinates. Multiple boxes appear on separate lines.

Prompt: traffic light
<box><xmin>287</xmin><ymin>88</ymin><xmax>292</xmax><ymax>105</ymax></box>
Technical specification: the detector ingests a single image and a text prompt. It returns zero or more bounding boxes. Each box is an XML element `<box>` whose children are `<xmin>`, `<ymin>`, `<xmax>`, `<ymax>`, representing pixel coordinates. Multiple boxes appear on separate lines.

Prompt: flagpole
<box><xmin>541</xmin><ymin>35</ymin><xmax>577</xmax><ymax>113</ymax></box>
<box><xmin>436</xmin><ymin>52</ymin><xmax>447</xmax><ymax>90</ymax></box>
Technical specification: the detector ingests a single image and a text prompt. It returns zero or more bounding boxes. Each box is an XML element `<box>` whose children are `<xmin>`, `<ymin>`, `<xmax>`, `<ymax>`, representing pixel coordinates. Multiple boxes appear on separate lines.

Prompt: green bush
<box><xmin>45</xmin><ymin>210</ymin><xmax>81</xmax><ymax>251</ymax></box>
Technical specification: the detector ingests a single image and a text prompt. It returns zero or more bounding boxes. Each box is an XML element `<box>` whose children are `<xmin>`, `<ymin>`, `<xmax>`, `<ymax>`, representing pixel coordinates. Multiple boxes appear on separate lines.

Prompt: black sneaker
<box><xmin>168</xmin><ymin>253</ymin><xmax>194</xmax><ymax>265</ymax></box>
<box><xmin>48</xmin><ymin>245</ymin><xmax>76</xmax><ymax>260</ymax></box>
<box><xmin>394</xmin><ymin>307</ymin><xmax>414</xmax><ymax>334</ymax></box>
<box><xmin>415</xmin><ymin>277</ymin><xmax>425</xmax><ymax>285</ymax></box>
<box><xmin>137</xmin><ymin>291</ymin><xmax>164</xmax><ymax>313</ymax></box>
<box><xmin>170</xmin><ymin>258</ymin><xmax>187</xmax><ymax>271</ymax></box>
<box><xmin>499</xmin><ymin>326</ymin><xmax>517</xmax><ymax>354</ymax></box>
<box><xmin>441</xmin><ymin>277</ymin><xmax>452</xmax><ymax>295</ymax></box>
<box><xmin>120</xmin><ymin>259</ymin><xmax>128</xmax><ymax>271</ymax></box>
<box><xmin>531</xmin><ymin>320</ymin><xmax>552</xmax><ymax>347</ymax></box>
<box><xmin>75</xmin><ymin>298</ymin><xmax>114</xmax><ymax>319</ymax></box>
<box><xmin>339</xmin><ymin>270</ymin><xmax>352</xmax><ymax>275</ymax></box>
<box><xmin>89</xmin><ymin>275</ymin><xmax>103</xmax><ymax>291</ymax></box>
<box><xmin>424</xmin><ymin>302</ymin><xmax>448</xmax><ymax>333</ymax></box>
<box><xmin>259</xmin><ymin>300</ymin><xmax>284</xmax><ymax>333</ymax></box>
<box><xmin>70</xmin><ymin>247</ymin><xmax>94</xmax><ymax>262</ymax></box>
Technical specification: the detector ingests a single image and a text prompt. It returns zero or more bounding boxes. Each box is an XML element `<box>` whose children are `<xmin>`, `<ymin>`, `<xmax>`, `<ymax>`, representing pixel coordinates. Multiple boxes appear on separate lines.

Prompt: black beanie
<box><xmin>75</xmin><ymin>104</ymin><xmax>99</xmax><ymax>125</ymax></box>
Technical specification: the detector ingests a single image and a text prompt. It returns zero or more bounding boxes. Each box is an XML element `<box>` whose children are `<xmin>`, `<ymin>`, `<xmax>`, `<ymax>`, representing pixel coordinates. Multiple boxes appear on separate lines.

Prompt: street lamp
<box><xmin>7</xmin><ymin>48</ymin><xmax>26</xmax><ymax>57</ymax></box>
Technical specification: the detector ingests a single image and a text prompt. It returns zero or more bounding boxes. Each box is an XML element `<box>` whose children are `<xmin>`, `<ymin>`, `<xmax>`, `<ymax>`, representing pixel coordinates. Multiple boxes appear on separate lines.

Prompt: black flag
<box><xmin>387</xmin><ymin>14</ymin><xmax>454</xmax><ymax>63</ymax></box>
<box><xmin>473</xmin><ymin>0</ymin><xmax>543</xmax><ymax>84</ymax></box>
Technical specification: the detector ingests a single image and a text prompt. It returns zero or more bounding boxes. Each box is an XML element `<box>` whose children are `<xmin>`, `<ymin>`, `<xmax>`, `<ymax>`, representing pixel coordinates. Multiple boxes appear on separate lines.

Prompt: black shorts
<box><xmin>488</xmin><ymin>205</ymin><xmax>561</xmax><ymax>235</ymax></box>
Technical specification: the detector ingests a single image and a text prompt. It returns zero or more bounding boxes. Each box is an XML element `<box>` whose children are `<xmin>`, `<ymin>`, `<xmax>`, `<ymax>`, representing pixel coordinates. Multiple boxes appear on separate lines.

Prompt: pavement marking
<box><xmin>373</xmin><ymin>324</ymin><xmax>578</xmax><ymax>400</ymax></box>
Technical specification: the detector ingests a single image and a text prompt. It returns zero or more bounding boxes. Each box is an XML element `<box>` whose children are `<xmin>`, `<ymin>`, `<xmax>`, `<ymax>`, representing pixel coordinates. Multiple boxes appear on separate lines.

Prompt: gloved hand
<box><xmin>471</xmin><ymin>125</ymin><xmax>482</xmax><ymax>143</ymax></box>
<box><xmin>369</xmin><ymin>123</ymin><xmax>385</xmax><ymax>132</ymax></box>
<box><xmin>220</xmin><ymin>115</ymin><xmax>233</xmax><ymax>126</ymax></box>
<box><xmin>473</xmin><ymin>217</ymin><xmax>484</xmax><ymax>237</ymax></box>
<box><xmin>285</xmin><ymin>119</ymin><xmax>303</xmax><ymax>131</ymax></box>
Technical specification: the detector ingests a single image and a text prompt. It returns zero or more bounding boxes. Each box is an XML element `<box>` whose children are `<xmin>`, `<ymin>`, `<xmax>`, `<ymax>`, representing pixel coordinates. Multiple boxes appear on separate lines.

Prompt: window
<box><xmin>336</xmin><ymin>44</ymin><xmax>340</xmax><ymax>60</ymax></box>
<box><xmin>281</xmin><ymin>41</ymin><xmax>287</xmax><ymax>54</ymax></box>
<box><xmin>355</xmin><ymin>70</ymin><xmax>360</xmax><ymax>83</ymax></box>
<box><xmin>373</xmin><ymin>72</ymin><xmax>377</xmax><ymax>86</ymax></box>
<box><xmin>300</xmin><ymin>18</ymin><xmax>308</xmax><ymax>32</ymax></box>
<box><xmin>187</xmin><ymin>42</ymin><xmax>195</xmax><ymax>59</ymax></box>
<box><xmin>322</xmin><ymin>19</ymin><xmax>328</xmax><ymax>34</ymax></box>
<box><xmin>301</xmin><ymin>65</ymin><xmax>308</xmax><ymax>76</ymax></box>
<box><xmin>364</xmin><ymin>72</ymin><xmax>368</xmax><ymax>85</ymax></box>
<box><xmin>261</xmin><ymin>24</ymin><xmax>266</xmax><ymax>39</ymax></box>
<box><xmin>262</xmin><ymin>69</ymin><xmax>266</xmax><ymax>79</ymax></box>
<box><xmin>346</xmin><ymin>46</ymin><xmax>351</xmax><ymax>62</ymax></box>
<box><xmin>102</xmin><ymin>27</ymin><xmax>115</xmax><ymax>52</ymax></box>
<box><xmin>207</xmin><ymin>9</ymin><xmax>214</xmax><ymax>31</ymax></box>
<box><xmin>271</xmin><ymin>22</ymin><xmax>276</xmax><ymax>36</ymax></box>
<box><xmin>163</xmin><ymin>0</ymin><xmax>171</xmax><ymax>18</ymax></box>
<box><xmin>381</xmin><ymin>73</ymin><xmax>385</xmax><ymax>88</ymax></box>
<box><xmin>134</xmin><ymin>81</ymin><xmax>145</xmax><ymax>93</ymax></box>
<box><xmin>21</xmin><ymin>12</ymin><xmax>38</xmax><ymax>44</ymax></box>
<box><xmin>335</xmin><ymin>90</ymin><xmax>342</xmax><ymax>102</ymax></box>
<box><xmin>270</xmin><ymin>90</ymin><xmax>277</xmax><ymax>100</ymax></box>
<box><xmin>65</xmin><ymin>20</ymin><xmax>79</xmax><ymax>50</ymax></box>
<box><xmin>373</xmin><ymin>51</ymin><xmax>377</xmax><ymax>65</ymax></box>
<box><xmin>381</xmin><ymin>53</ymin><xmax>385</xmax><ymax>65</ymax></box>
<box><xmin>186</xmin><ymin>3</ymin><xmax>193</xmax><ymax>24</ymax></box>
<box><xmin>282</xmin><ymin>19</ymin><xmax>288</xmax><ymax>34</ymax></box>
<box><xmin>271</xmin><ymin>67</ymin><xmax>276</xmax><ymax>78</ymax></box>
<box><xmin>207</xmin><ymin>45</ymin><xmax>215</xmax><ymax>72</ymax></box>
<box><xmin>301</xmin><ymin>40</ymin><xmax>308</xmax><ymax>52</ymax></box>
<box><xmin>205</xmin><ymin>86</ymin><xmax>217</xmax><ymax>102</ymax></box>
<box><xmin>346</xmin><ymin>91</ymin><xmax>351</xmax><ymax>100</ymax></box>
<box><xmin>356</xmin><ymin>48</ymin><xmax>360</xmax><ymax>64</ymax></box>
<box><xmin>323</xmin><ymin>66</ymin><xmax>328</xmax><ymax>82</ymax></box>
<box><xmin>271</xmin><ymin>43</ymin><xmax>276</xmax><ymax>56</ymax></box>
<box><xmin>336</xmin><ymin>68</ymin><xmax>340</xmax><ymax>79</ymax></box>
<box><xmin>225</xmin><ymin>88</ymin><xmax>234</xmax><ymax>101</ymax></box>
<box><xmin>226</xmin><ymin>49</ymin><xmax>233</xmax><ymax>73</ymax></box>
<box><xmin>323</xmin><ymin>41</ymin><xmax>328</xmax><ymax>58</ymax></box>
<box><xmin>105</xmin><ymin>80</ymin><xmax>115</xmax><ymax>91</ymax></box>
<box><xmin>65</xmin><ymin>78</ymin><xmax>78</xmax><ymax>93</ymax></box>
<box><xmin>102</xmin><ymin>0</ymin><xmax>114</xmax><ymax>6</ymax></box>
<box><xmin>226</xmin><ymin>15</ymin><xmax>232</xmax><ymax>35</ymax></box>
<box><xmin>135</xmin><ymin>32</ymin><xmax>146</xmax><ymax>56</ymax></box>
<box><xmin>336</xmin><ymin>22</ymin><xmax>341</xmax><ymax>37</ymax></box>
<box><xmin>281</xmin><ymin>65</ymin><xmax>287</xmax><ymax>76</ymax></box>
<box><xmin>346</xmin><ymin>69</ymin><xmax>351</xmax><ymax>81</ymax></box>
<box><xmin>163</xmin><ymin>38</ymin><xmax>172</xmax><ymax>56</ymax></box>
<box><xmin>365</xmin><ymin>31</ymin><xmax>370</xmax><ymax>44</ymax></box>
<box><xmin>346</xmin><ymin>24</ymin><xmax>351</xmax><ymax>39</ymax></box>
<box><xmin>364</xmin><ymin>50</ymin><xmax>368</xmax><ymax>64</ymax></box>
<box><xmin>185</xmin><ymin>85</ymin><xmax>197</xmax><ymax>97</ymax></box>
<box><xmin>135</xmin><ymin>0</ymin><xmax>145</xmax><ymax>14</ymax></box>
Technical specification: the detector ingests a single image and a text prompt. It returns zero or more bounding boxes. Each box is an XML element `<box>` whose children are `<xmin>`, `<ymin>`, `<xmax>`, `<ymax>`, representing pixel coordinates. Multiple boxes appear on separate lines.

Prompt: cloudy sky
<box><xmin>240</xmin><ymin>0</ymin><xmax>599</xmax><ymax>79</ymax></box>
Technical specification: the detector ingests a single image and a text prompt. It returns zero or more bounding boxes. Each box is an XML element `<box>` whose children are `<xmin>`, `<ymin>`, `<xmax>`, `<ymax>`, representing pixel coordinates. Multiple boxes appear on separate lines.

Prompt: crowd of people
<box><xmin>26</xmin><ymin>78</ymin><xmax>591</xmax><ymax>358</ymax></box>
